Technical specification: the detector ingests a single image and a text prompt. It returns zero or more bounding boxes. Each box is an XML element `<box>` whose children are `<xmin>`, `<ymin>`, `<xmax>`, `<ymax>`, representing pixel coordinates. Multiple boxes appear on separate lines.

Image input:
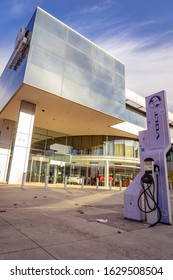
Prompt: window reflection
<box><xmin>31</xmin><ymin>129</ymin><xmax>139</xmax><ymax>159</ymax></box>
<box><xmin>67</xmin><ymin>29</ymin><xmax>92</xmax><ymax>56</ymax></box>
<box><xmin>27</xmin><ymin>127</ymin><xmax>140</xmax><ymax>185</ymax></box>
<box><xmin>66</xmin><ymin>45</ymin><xmax>92</xmax><ymax>72</ymax></box>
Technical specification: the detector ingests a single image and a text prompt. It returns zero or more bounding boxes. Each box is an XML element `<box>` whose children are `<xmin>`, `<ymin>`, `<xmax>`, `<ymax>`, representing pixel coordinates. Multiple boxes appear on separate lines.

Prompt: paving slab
<box><xmin>0</xmin><ymin>185</ymin><xmax>173</xmax><ymax>260</ymax></box>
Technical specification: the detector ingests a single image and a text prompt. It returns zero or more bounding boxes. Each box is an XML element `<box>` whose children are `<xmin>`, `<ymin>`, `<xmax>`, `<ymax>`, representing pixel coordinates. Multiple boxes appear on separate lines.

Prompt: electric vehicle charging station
<box><xmin>124</xmin><ymin>90</ymin><xmax>172</xmax><ymax>226</ymax></box>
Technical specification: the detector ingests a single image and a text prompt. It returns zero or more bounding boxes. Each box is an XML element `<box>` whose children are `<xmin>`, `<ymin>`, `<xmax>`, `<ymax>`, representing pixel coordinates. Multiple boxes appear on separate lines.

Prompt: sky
<box><xmin>0</xmin><ymin>0</ymin><xmax>173</xmax><ymax>110</ymax></box>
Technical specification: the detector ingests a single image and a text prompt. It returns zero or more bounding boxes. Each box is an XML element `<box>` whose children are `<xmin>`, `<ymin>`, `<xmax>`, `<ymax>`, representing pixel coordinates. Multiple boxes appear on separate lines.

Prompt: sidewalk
<box><xmin>0</xmin><ymin>184</ymin><xmax>173</xmax><ymax>260</ymax></box>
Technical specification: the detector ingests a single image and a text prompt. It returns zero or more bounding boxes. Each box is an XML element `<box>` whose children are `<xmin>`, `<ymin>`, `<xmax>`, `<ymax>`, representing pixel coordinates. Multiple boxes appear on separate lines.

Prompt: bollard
<box><xmin>21</xmin><ymin>172</ymin><xmax>26</xmax><ymax>189</ymax></box>
<box><xmin>81</xmin><ymin>176</ymin><xmax>85</xmax><ymax>190</ymax></box>
<box><xmin>45</xmin><ymin>174</ymin><xmax>49</xmax><ymax>189</ymax></box>
<box><xmin>119</xmin><ymin>179</ymin><xmax>122</xmax><ymax>191</ymax></box>
<box><xmin>64</xmin><ymin>176</ymin><xmax>67</xmax><ymax>190</ymax></box>
<box><xmin>96</xmin><ymin>178</ymin><xmax>99</xmax><ymax>190</ymax></box>
<box><xmin>109</xmin><ymin>179</ymin><xmax>112</xmax><ymax>190</ymax></box>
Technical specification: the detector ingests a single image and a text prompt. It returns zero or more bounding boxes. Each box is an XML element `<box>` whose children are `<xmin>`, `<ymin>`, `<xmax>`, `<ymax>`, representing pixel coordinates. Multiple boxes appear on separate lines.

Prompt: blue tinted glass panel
<box><xmin>66</xmin><ymin>45</ymin><xmax>92</xmax><ymax>72</ymax></box>
<box><xmin>35</xmin><ymin>8</ymin><xmax>67</xmax><ymax>40</ymax></box>
<box><xmin>91</xmin><ymin>78</ymin><xmax>113</xmax><ymax>98</ymax></box>
<box><xmin>62</xmin><ymin>77</ymin><xmax>91</xmax><ymax>106</ymax></box>
<box><xmin>64</xmin><ymin>62</ymin><xmax>91</xmax><ymax>87</ymax></box>
<box><xmin>114</xmin><ymin>60</ymin><xmax>125</xmax><ymax>76</ymax></box>
<box><xmin>92</xmin><ymin>45</ymin><xmax>113</xmax><ymax>69</ymax></box>
<box><xmin>32</xmin><ymin>26</ymin><xmax>66</xmax><ymax>58</ymax></box>
<box><xmin>0</xmin><ymin>54</ymin><xmax>26</xmax><ymax>111</ymax></box>
<box><xmin>92</xmin><ymin>63</ymin><xmax>112</xmax><ymax>84</ymax></box>
<box><xmin>67</xmin><ymin>29</ymin><xmax>92</xmax><ymax>56</ymax></box>
<box><xmin>29</xmin><ymin>45</ymin><xmax>64</xmax><ymax>76</ymax></box>
<box><xmin>91</xmin><ymin>90</ymin><xmax>125</xmax><ymax>117</ymax></box>
<box><xmin>127</xmin><ymin>111</ymin><xmax>147</xmax><ymax>128</ymax></box>
<box><xmin>113</xmin><ymin>88</ymin><xmax>125</xmax><ymax>104</ymax></box>
<box><xmin>25</xmin><ymin>62</ymin><xmax>62</xmax><ymax>95</ymax></box>
<box><xmin>113</xmin><ymin>74</ymin><xmax>125</xmax><ymax>90</ymax></box>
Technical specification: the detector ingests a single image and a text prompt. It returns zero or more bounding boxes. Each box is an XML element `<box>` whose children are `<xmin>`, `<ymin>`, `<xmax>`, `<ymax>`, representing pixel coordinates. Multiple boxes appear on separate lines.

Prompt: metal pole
<box><xmin>64</xmin><ymin>176</ymin><xmax>67</xmax><ymax>190</ymax></box>
<box><xmin>96</xmin><ymin>178</ymin><xmax>99</xmax><ymax>190</ymax></box>
<box><xmin>45</xmin><ymin>174</ymin><xmax>49</xmax><ymax>189</ymax></box>
<box><xmin>119</xmin><ymin>179</ymin><xmax>122</xmax><ymax>191</ymax></box>
<box><xmin>109</xmin><ymin>179</ymin><xmax>112</xmax><ymax>190</ymax></box>
<box><xmin>21</xmin><ymin>172</ymin><xmax>26</xmax><ymax>189</ymax></box>
<box><xmin>81</xmin><ymin>176</ymin><xmax>85</xmax><ymax>190</ymax></box>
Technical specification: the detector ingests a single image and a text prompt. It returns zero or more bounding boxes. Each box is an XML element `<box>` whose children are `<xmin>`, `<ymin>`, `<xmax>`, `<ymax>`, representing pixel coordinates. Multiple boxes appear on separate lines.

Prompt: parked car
<box><xmin>67</xmin><ymin>175</ymin><xmax>82</xmax><ymax>185</ymax></box>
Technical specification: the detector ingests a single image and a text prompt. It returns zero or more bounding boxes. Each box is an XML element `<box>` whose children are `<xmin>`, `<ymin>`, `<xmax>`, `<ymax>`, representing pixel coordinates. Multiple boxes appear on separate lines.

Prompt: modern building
<box><xmin>0</xmin><ymin>7</ymin><xmax>173</xmax><ymax>186</ymax></box>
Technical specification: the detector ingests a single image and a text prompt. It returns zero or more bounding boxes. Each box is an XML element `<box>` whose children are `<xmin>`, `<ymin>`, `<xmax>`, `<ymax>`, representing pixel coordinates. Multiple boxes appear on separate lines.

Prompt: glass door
<box><xmin>26</xmin><ymin>156</ymin><xmax>49</xmax><ymax>183</ymax></box>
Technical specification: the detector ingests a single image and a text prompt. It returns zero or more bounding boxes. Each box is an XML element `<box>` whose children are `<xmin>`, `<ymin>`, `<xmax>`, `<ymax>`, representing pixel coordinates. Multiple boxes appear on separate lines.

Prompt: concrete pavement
<box><xmin>0</xmin><ymin>184</ymin><xmax>173</xmax><ymax>260</ymax></box>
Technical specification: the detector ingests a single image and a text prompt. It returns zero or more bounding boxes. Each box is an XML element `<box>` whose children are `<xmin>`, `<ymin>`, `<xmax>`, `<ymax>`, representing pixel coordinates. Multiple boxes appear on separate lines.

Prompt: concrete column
<box><xmin>0</xmin><ymin>120</ymin><xmax>15</xmax><ymax>182</ymax></box>
<box><xmin>8</xmin><ymin>101</ymin><xmax>36</xmax><ymax>184</ymax></box>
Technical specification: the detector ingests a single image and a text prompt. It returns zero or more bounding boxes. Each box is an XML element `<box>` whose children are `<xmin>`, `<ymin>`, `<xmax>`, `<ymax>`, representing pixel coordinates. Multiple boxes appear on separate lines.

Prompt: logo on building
<box><xmin>149</xmin><ymin>96</ymin><xmax>161</xmax><ymax>109</ymax></box>
<box><xmin>9</xmin><ymin>27</ymin><xmax>32</xmax><ymax>71</ymax></box>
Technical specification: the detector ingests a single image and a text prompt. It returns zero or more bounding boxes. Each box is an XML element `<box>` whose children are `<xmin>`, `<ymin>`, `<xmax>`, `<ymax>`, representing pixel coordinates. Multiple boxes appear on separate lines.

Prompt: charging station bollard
<box><xmin>64</xmin><ymin>176</ymin><xmax>67</xmax><ymax>190</ymax></box>
<box><xmin>45</xmin><ymin>175</ymin><xmax>49</xmax><ymax>189</ymax></box>
<box><xmin>21</xmin><ymin>172</ymin><xmax>26</xmax><ymax>189</ymax></box>
<box><xmin>96</xmin><ymin>178</ymin><xmax>99</xmax><ymax>190</ymax></box>
<box><xmin>81</xmin><ymin>176</ymin><xmax>85</xmax><ymax>190</ymax></box>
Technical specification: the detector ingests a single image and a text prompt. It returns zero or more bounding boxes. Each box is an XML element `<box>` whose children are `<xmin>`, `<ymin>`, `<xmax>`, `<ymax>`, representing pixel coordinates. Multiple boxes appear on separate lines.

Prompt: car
<box><xmin>67</xmin><ymin>175</ymin><xmax>82</xmax><ymax>184</ymax></box>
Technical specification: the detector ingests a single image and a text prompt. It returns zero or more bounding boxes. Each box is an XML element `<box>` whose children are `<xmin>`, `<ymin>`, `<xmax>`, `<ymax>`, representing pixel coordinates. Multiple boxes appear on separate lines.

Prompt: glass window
<box><xmin>90</xmin><ymin>92</ymin><xmax>117</xmax><ymax>116</ymax></box>
<box><xmin>113</xmin><ymin>88</ymin><xmax>125</xmax><ymax>104</ymax></box>
<box><xmin>62</xmin><ymin>77</ymin><xmax>91</xmax><ymax>106</ymax></box>
<box><xmin>107</xmin><ymin>141</ymin><xmax>114</xmax><ymax>155</ymax></box>
<box><xmin>92</xmin><ymin>45</ymin><xmax>113</xmax><ymax>69</ymax></box>
<box><xmin>127</xmin><ymin>110</ymin><xmax>147</xmax><ymax>128</ymax></box>
<box><xmin>66</xmin><ymin>45</ymin><xmax>92</xmax><ymax>72</ymax></box>
<box><xmin>67</xmin><ymin>29</ymin><xmax>92</xmax><ymax>56</ymax></box>
<box><xmin>92</xmin><ymin>62</ymin><xmax>113</xmax><ymax>84</ymax></box>
<box><xmin>114</xmin><ymin>60</ymin><xmax>125</xmax><ymax>76</ymax></box>
<box><xmin>25</xmin><ymin>62</ymin><xmax>63</xmax><ymax>95</ymax></box>
<box><xmin>113</xmin><ymin>74</ymin><xmax>125</xmax><ymax>90</ymax></box>
<box><xmin>114</xmin><ymin>140</ymin><xmax>125</xmax><ymax>156</ymax></box>
<box><xmin>29</xmin><ymin>45</ymin><xmax>64</xmax><ymax>76</ymax></box>
<box><xmin>36</xmin><ymin>9</ymin><xmax>67</xmax><ymax>40</ymax></box>
<box><xmin>32</xmin><ymin>26</ymin><xmax>66</xmax><ymax>59</ymax></box>
<box><xmin>64</xmin><ymin>62</ymin><xmax>91</xmax><ymax>87</ymax></box>
<box><xmin>134</xmin><ymin>141</ymin><xmax>139</xmax><ymax>158</ymax></box>
<box><xmin>91</xmin><ymin>77</ymin><xmax>113</xmax><ymax>98</ymax></box>
<box><xmin>125</xmin><ymin>141</ymin><xmax>134</xmax><ymax>157</ymax></box>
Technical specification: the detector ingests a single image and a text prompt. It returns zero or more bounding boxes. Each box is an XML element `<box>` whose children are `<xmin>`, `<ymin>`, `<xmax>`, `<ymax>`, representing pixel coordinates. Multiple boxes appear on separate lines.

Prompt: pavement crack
<box><xmin>0</xmin><ymin>215</ymin><xmax>57</xmax><ymax>260</ymax></box>
<box><xmin>43</xmin><ymin>232</ymin><xmax>122</xmax><ymax>249</ymax></box>
<box><xmin>0</xmin><ymin>247</ymin><xmax>38</xmax><ymax>256</ymax></box>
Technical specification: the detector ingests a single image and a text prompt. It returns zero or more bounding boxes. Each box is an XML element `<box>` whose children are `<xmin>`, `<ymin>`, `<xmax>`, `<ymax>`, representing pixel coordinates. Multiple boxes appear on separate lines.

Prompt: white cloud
<box><xmin>96</xmin><ymin>31</ymin><xmax>173</xmax><ymax>111</ymax></box>
<box><xmin>79</xmin><ymin>0</ymin><xmax>114</xmax><ymax>14</ymax></box>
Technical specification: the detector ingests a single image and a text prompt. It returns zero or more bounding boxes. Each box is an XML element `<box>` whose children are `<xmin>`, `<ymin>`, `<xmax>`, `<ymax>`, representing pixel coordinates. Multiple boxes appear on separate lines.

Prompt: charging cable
<box><xmin>138</xmin><ymin>167</ymin><xmax>162</xmax><ymax>227</ymax></box>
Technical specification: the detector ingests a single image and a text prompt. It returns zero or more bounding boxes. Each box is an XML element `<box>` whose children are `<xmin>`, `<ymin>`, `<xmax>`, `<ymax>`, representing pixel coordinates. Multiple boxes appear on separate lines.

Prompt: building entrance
<box><xmin>49</xmin><ymin>161</ymin><xmax>65</xmax><ymax>184</ymax></box>
<box><xmin>26</xmin><ymin>155</ymin><xmax>49</xmax><ymax>183</ymax></box>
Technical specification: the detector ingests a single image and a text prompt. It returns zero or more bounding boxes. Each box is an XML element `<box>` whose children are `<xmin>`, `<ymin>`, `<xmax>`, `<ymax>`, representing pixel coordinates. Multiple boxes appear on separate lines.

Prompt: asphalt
<box><xmin>0</xmin><ymin>183</ymin><xmax>173</xmax><ymax>260</ymax></box>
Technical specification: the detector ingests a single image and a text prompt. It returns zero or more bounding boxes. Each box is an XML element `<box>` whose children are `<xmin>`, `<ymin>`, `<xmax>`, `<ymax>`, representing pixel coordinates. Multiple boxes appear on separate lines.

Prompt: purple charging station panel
<box><xmin>124</xmin><ymin>91</ymin><xmax>172</xmax><ymax>225</ymax></box>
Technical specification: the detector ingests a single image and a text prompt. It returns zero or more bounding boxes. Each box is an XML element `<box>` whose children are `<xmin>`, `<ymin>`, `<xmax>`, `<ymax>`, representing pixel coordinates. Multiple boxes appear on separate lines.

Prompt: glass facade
<box><xmin>24</xmin><ymin>127</ymin><xmax>140</xmax><ymax>186</ymax></box>
<box><xmin>25</xmin><ymin>8</ymin><xmax>126</xmax><ymax>122</ymax></box>
<box><xmin>0</xmin><ymin>12</ymin><xmax>36</xmax><ymax>111</ymax></box>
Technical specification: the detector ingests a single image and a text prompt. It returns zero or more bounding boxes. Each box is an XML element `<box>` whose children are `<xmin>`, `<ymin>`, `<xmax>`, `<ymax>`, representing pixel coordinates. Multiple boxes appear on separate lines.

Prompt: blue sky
<box><xmin>0</xmin><ymin>0</ymin><xmax>173</xmax><ymax>110</ymax></box>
